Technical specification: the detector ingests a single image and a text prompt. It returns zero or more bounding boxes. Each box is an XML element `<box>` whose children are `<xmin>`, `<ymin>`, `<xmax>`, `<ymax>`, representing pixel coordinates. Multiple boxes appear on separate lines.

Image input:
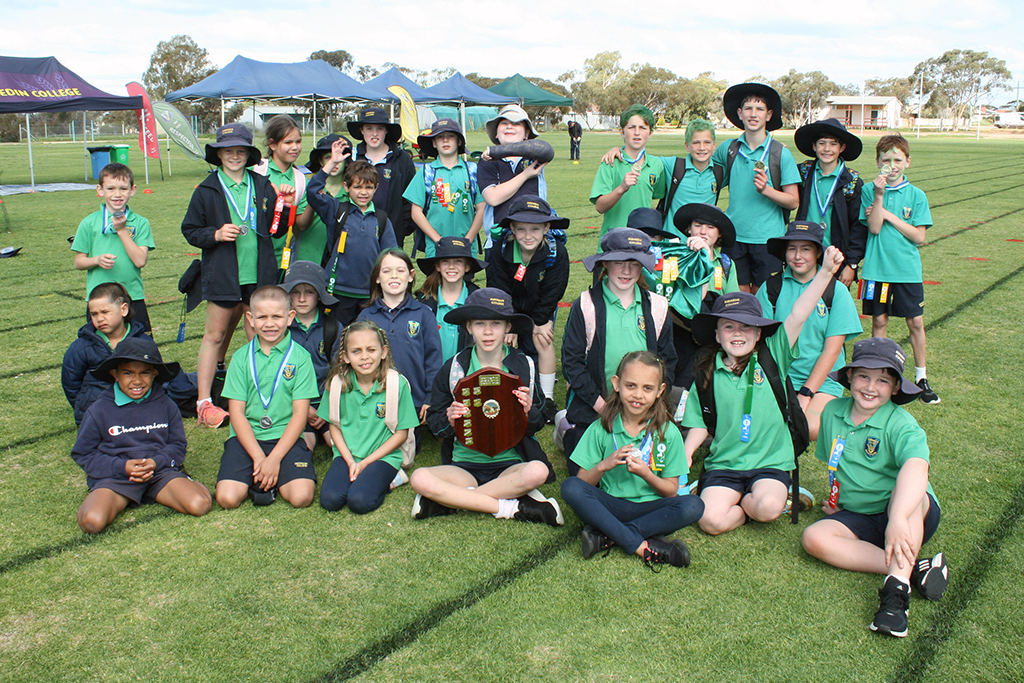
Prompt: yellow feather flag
<box><xmin>387</xmin><ymin>85</ymin><xmax>420</xmax><ymax>145</ymax></box>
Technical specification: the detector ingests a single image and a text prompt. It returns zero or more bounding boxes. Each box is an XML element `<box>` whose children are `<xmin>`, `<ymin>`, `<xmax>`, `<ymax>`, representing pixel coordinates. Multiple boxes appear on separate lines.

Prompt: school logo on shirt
<box><xmin>816</xmin><ymin>301</ymin><xmax>827</xmax><ymax>318</ymax></box>
<box><xmin>637</xmin><ymin>315</ymin><xmax>646</xmax><ymax>332</ymax></box>
<box><xmin>864</xmin><ymin>437</ymin><xmax>880</xmax><ymax>458</ymax></box>
<box><xmin>464</xmin><ymin>181</ymin><xmax>471</xmax><ymax>192</ymax></box>
<box><xmin>375</xmin><ymin>402</ymin><xmax>386</xmax><ymax>419</ymax></box>
<box><xmin>902</xmin><ymin>206</ymin><xmax>913</xmax><ymax>220</ymax></box>
<box><xmin>408</xmin><ymin>320</ymin><xmax>421</xmax><ymax>337</ymax></box>
<box><xmin>711</xmin><ymin>181</ymin><xmax>718</xmax><ymax>193</ymax></box>
<box><xmin>283</xmin><ymin>364</ymin><xmax>296</xmax><ymax>380</ymax></box>
<box><xmin>383</xmin><ymin>169</ymin><xmax>392</xmax><ymax>180</ymax></box>
<box><xmin>649</xmin><ymin>174</ymin><xmax>657</xmax><ymax>187</ymax></box>
<box><xmin>753</xmin><ymin>368</ymin><xmax>765</xmax><ymax>386</ymax></box>
<box><xmin>318</xmin><ymin>340</ymin><xmax>325</xmax><ymax>355</ymax></box>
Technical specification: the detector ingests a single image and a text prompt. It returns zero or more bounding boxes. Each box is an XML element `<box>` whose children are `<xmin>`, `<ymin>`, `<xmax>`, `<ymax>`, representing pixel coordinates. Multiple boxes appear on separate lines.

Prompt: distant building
<box><xmin>825</xmin><ymin>96</ymin><xmax>903</xmax><ymax>129</ymax></box>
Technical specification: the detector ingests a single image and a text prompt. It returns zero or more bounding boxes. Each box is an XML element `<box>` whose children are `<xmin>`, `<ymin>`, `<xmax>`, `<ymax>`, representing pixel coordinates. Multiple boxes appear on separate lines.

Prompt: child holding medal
<box><xmin>253</xmin><ymin>115</ymin><xmax>315</xmax><ymax>269</ymax></box>
<box><xmin>181</xmin><ymin>124</ymin><xmax>288</xmax><ymax>429</ymax></box>
<box><xmin>561</xmin><ymin>351</ymin><xmax>704</xmax><ymax>570</ymax></box>
<box><xmin>215</xmin><ymin>285</ymin><xmax>320</xmax><ymax>509</ymax></box>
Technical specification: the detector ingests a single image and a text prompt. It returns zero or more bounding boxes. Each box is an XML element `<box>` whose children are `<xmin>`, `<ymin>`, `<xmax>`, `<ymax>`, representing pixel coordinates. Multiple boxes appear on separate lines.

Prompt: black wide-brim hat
<box><xmin>691</xmin><ymin>292</ymin><xmax>782</xmax><ymax>347</ymax></box>
<box><xmin>723</xmin><ymin>83</ymin><xmax>783</xmax><ymax>132</ymax></box>
<box><xmin>627</xmin><ymin>207</ymin><xmax>680</xmax><ymax>241</ymax></box>
<box><xmin>205</xmin><ymin>123</ymin><xmax>262</xmax><ymax>167</ymax></box>
<box><xmin>417</xmin><ymin>118</ymin><xmax>467</xmax><ymax>157</ymax></box>
<box><xmin>347</xmin><ymin>107</ymin><xmax>403</xmax><ymax>145</ymax></box>
<box><xmin>417</xmin><ymin>236</ymin><xmax>487</xmax><ymax>276</ymax></box>
<box><xmin>443</xmin><ymin>287</ymin><xmax>534</xmax><ymax>337</ymax></box>
<box><xmin>306</xmin><ymin>134</ymin><xmax>352</xmax><ymax>173</ymax></box>
<box><xmin>672</xmin><ymin>203</ymin><xmax>736</xmax><ymax>249</ymax></box>
<box><xmin>497</xmin><ymin>195</ymin><xmax>570</xmax><ymax>231</ymax></box>
<box><xmin>178</xmin><ymin>258</ymin><xmax>203</xmax><ymax>313</ymax></box>
<box><xmin>794</xmin><ymin>118</ymin><xmax>862</xmax><ymax>161</ymax></box>
<box><xmin>582</xmin><ymin>228</ymin><xmax>657</xmax><ymax>273</ymax></box>
<box><xmin>767</xmin><ymin>221</ymin><xmax>826</xmax><ymax>264</ymax></box>
<box><xmin>91</xmin><ymin>337</ymin><xmax>181</xmax><ymax>384</ymax></box>
<box><xmin>281</xmin><ymin>260</ymin><xmax>339</xmax><ymax>306</ymax></box>
<box><xmin>829</xmin><ymin>337</ymin><xmax>922</xmax><ymax>404</ymax></box>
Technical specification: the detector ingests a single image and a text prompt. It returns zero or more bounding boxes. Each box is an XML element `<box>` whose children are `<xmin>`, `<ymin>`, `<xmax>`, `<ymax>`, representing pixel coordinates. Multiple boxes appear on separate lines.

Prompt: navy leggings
<box><xmin>561</xmin><ymin>476</ymin><xmax>705</xmax><ymax>554</ymax></box>
<box><xmin>319</xmin><ymin>457</ymin><xmax>398</xmax><ymax>514</ymax></box>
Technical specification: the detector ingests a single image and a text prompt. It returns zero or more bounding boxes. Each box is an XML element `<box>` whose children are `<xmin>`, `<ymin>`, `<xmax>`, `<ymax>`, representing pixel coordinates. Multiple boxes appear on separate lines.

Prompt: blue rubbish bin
<box><xmin>88</xmin><ymin>146</ymin><xmax>113</xmax><ymax>180</ymax></box>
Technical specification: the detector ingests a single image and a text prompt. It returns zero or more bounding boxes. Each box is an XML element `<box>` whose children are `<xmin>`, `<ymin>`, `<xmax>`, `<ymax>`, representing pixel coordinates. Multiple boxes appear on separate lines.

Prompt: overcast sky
<box><xmin>3</xmin><ymin>1</ymin><xmax>1022</xmax><ymax>103</ymax></box>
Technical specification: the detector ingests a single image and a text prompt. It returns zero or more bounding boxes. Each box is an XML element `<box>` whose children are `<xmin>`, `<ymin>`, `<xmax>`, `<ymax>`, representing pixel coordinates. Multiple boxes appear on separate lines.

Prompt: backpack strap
<box><xmin>422</xmin><ymin>163</ymin><xmax>436</xmax><ymax>210</ymax></box>
<box><xmin>323</xmin><ymin>315</ymin><xmax>339</xmax><ymax>363</ymax></box>
<box><xmin>328</xmin><ymin>376</ymin><xmax>342</xmax><ymax>428</ymax></box>
<box><xmin>580</xmin><ymin>289</ymin><xmax>597</xmax><ymax>355</ymax></box>
<box><xmin>695</xmin><ymin>377</ymin><xmax>717</xmax><ymax>437</ymax></box>
<box><xmin>657</xmin><ymin>157</ymin><xmax>688</xmax><ymax>218</ymax></box>
<box><xmin>767</xmin><ymin>270</ymin><xmax>837</xmax><ymax>312</ymax></box>
<box><xmin>719</xmin><ymin>252</ymin><xmax>732</xmax><ymax>282</ymax></box>
<box><xmin>524</xmin><ymin>354</ymin><xmax>536</xmax><ymax>401</ymax></box>
<box><xmin>448</xmin><ymin>355</ymin><xmax>467</xmax><ymax>394</ymax></box>
<box><xmin>723</xmin><ymin>139</ymin><xmax>740</xmax><ymax>188</ymax></box>
<box><xmin>768</xmin><ymin>139</ymin><xmax>789</xmax><ymax>223</ymax></box>
<box><xmin>650</xmin><ymin>292</ymin><xmax>669</xmax><ymax>336</ymax></box>
<box><xmin>712</xmin><ymin>163</ymin><xmax>724</xmax><ymax>203</ymax></box>
<box><xmin>467</xmin><ymin>160</ymin><xmax>478</xmax><ymax>205</ymax></box>
<box><xmin>385</xmin><ymin>368</ymin><xmax>400</xmax><ymax>434</ymax></box>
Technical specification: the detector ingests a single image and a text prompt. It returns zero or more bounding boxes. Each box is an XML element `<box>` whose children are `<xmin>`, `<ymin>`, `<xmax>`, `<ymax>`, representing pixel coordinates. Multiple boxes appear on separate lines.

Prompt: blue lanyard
<box><xmin>884</xmin><ymin>178</ymin><xmax>910</xmax><ymax>192</ymax></box>
<box><xmin>813</xmin><ymin>161</ymin><xmax>845</xmax><ymax>219</ymax></box>
<box><xmin>101</xmin><ymin>205</ymin><xmax>129</xmax><ymax>235</ymax></box>
<box><xmin>217</xmin><ymin>171</ymin><xmax>254</xmax><ymax>223</ymax></box>
<box><xmin>621</xmin><ymin>148</ymin><xmax>646</xmax><ymax>166</ymax></box>
<box><xmin>249</xmin><ymin>340</ymin><xmax>294</xmax><ymax>413</ymax></box>
<box><xmin>738</xmin><ymin>134</ymin><xmax>772</xmax><ymax>165</ymax></box>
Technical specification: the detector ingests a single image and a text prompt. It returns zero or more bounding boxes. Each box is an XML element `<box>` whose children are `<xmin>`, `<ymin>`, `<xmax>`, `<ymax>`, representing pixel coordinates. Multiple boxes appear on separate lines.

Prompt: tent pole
<box><xmin>141</xmin><ymin>113</ymin><xmax>151</xmax><ymax>185</ymax></box>
<box><xmin>26</xmin><ymin>114</ymin><xmax>35</xmax><ymax>190</ymax></box>
<box><xmin>167</xmin><ymin>129</ymin><xmax>173</xmax><ymax>176</ymax></box>
<box><xmin>83</xmin><ymin>112</ymin><xmax>89</xmax><ymax>181</ymax></box>
<box><xmin>221</xmin><ymin>98</ymin><xmax>225</xmax><ymax>126</ymax></box>
<box><xmin>312</xmin><ymin>96</ymin><xmax>317</xmax><ymax>140</ymax></box>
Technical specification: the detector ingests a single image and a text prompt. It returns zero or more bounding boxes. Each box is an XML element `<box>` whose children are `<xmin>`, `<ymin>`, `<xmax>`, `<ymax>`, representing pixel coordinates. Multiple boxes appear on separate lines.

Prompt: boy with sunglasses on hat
<box><xmin>403</xmin><ymin>118</ymin><xmax>485</xmax><ymax>258</ymax></box>
<box><xmin>801</xmin><ymin>337</ymin><xmax>948</xmax><ymax>638</ymax></box>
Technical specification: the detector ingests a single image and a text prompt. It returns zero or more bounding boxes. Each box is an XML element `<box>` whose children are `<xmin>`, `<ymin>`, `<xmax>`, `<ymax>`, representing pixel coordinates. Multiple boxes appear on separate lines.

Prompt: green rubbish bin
<box><xmin>110</xmin><ymin>144</ymin><xmax>130</xmax><ymax>165</ymax></box>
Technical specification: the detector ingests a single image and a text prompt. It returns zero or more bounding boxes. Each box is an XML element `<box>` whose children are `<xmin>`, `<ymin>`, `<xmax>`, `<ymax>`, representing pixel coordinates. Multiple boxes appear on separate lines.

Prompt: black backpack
<box><xmin>657</xmin><ymin>157</ymin><xmax>726</xmax><ymax>217</ymax></box>
<box><xmin>722</xmin><ymin>137</ymin><xmax>791</xmax><ymax>223</ymax></box>
<box><xmin>763</xmin><ymin>271</ymin><xmax>838</xmax><ymax>314</ymax></box>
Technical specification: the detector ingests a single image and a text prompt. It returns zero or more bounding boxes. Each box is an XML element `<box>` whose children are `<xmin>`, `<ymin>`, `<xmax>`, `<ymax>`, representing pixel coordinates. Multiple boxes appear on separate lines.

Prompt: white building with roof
<box><xmin>825</xmin><ymin>96</ymin><xmax>903</xmax><ymax>129</ymax></box>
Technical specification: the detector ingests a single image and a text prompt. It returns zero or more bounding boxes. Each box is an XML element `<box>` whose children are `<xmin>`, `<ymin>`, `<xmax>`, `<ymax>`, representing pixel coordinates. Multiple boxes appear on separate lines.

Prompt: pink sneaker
<box><xmin>197</xmin><ymin>401</ymin><xmax>229</xmax><ymax>428</ymax></box>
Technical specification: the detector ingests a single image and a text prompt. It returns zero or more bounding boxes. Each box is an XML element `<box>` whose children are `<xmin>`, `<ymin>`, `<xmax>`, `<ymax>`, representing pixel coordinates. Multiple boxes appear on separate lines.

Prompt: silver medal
<box><xmin>259</xmin><ymin>415</ymin><xmax>273</xmax><ymax>429</ymax></box>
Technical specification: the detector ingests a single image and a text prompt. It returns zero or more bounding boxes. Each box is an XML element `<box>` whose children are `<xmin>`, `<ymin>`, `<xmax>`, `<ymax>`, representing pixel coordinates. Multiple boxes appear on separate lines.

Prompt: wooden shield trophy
<box><xmin>453</xmin><ymin>368</ymin><xmax>528</xmax><ymax>457</ymax></box>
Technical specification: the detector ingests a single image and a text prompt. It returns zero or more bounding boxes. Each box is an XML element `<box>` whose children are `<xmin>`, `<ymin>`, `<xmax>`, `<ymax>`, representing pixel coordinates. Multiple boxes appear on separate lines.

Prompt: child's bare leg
<box><xmin>698</xmin><ymin>487</ymin><xmax>746</xmax><ymax>535</ymax></box>
<box><xmin>302</xmin><ymin>432</ymin><xmax>317</xmax><ymax>451</ymax></box>
<box><xmin>742</xmin><ymin>478</ymin><xmax>789</xmax><ymax>522</ymax></box>
<box><xmin>278</xmin><ymin>479</ymin><xmax>315</xmax><ymax>508</ymax></box>
<box><xmin>198</xmin><ymin>303</ymin><xmax>243</xmax><ymax>401</ymax></box>
<box><xmin>536</xmin><ymin>335</ymin><xmax>556</xmax><ymax>376</ymax></box>
<box><xmin>802</xmin><ymin>519</ymin><xmax>888</xmax><ymax>572</ymax></box>
<box><xmin>410</xmin><ymin>465</ymin><xmax>502</xmax><ymax>513</ymax></box>
<box><xmin>77</xmin><ymin>489</ymin><xmax>131</xmax><ymax>534</ymax></box>
<box><xmin>155</xmin><ymin>478</ymin><xmax>213</xmax><ymax>517</ymax></box>
<box><xmin>871</xmin><ymin>313</ymin><xmax>889</xmax><ymax>338</ymax></box>
<box><xmin>475</xmin><ymin>461</ymin><xmax>549</xmax><ymax>500</ymax></box>
<box><xmin>215</xmin><ymin>480</ymin><xmax>250</xmax><ymax>509</ymax></box>
<box><xmin>906</xmin><ymin>315</ymin><xmax>926</xmax><ymax>368</ymax></box>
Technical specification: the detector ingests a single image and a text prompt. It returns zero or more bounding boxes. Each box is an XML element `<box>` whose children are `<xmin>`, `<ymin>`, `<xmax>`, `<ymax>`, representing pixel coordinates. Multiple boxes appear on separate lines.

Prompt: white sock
<box><xmin>494</xmin><ymin>498</ymin><xmax>519</xmax><ymax>519</ymax></box>
<box><xmin>197</xmin><ymin>397</ymin><xmax>212</xmax><ymax>409</ymax></box>
<box><xmin>539</xmin><ymin>373</ymin><xmax>556</xmax><ymax>399</ymax></box>
<box><xmin>886</xmin><ymin>574</ymin><xmax>911</xmax><ymax>590</ymax></box>
<box><xmin>915</xmin><ymin>367</ymin><xmax>927</xmax><ymax>383</ymax></box>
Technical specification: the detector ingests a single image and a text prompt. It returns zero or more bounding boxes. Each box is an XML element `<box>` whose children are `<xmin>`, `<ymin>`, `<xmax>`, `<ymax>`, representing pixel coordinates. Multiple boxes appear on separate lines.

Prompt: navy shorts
<box><xmin>89</xmin><ymin>468</ymin><xmax>189</xmax><ymax>506</ymax></box>
<box><xmin>860</xmin><ymin>281</ymin><xmax>924</xmax><ymax>319</ymax></box>
<box><xmin>830</xmin><ymin>493</ymin><xmax>940</xmax><ymax>549</ymax></box>
<box><xmin>217</xmin><ymin>436</ymin><xmax>317</xmax><ymax>488</ymax></box>
<box><xmin>210</xmin><ymin>283</ymin><xmax>259</xmax><ymax>309</ymax></box>
<box><xmin>724</xmin><ymin>241</ymin><xmax>782</xmax><ymax>287</ymax></box>
<box><xmin>699</xmin><ymin>468</ymin><xmax>792</xmax><ymax>495</ymax></box>
<box><xmin>454</xmin><ymin>459</ymin><xmax>524</xmax><ymax>486</ymax></box>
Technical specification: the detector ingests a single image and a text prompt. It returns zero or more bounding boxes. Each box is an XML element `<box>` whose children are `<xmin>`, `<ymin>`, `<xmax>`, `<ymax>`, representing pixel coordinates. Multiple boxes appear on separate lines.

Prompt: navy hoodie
<box><xmin>62</xmin><ymin>321</ymin><xmax>149</xmax><ymax>426</ymax></box>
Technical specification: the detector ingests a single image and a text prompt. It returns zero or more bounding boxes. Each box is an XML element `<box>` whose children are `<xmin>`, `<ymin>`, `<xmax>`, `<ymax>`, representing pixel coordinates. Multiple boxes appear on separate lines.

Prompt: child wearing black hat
<box><xmin>72</xmin><ymin>337</ymin><xmax>212</xmax><ymax>534</ymax></box>
<box><xmin>416</xmin><ymin>236</ymin><xmax>485</xmax><ymax>360</ymax></box>
<box><xmin>801</xmin><ymin>337</ymin><xmax>948</xmax><ymax>638</ymax></box>
<box><xmin>298</xmin><ymin>133</ymin><xmax>351</xmax><ymax>264</ymax></box>
<box><xmin>403</xmin><ymin>118</ymin><xmax>485</xmax><ymax>257</ymax></box>
<box><xmin>793</xmin><ymin>118</ymin><xmax>865</xmax><ymax>286</ymax></box>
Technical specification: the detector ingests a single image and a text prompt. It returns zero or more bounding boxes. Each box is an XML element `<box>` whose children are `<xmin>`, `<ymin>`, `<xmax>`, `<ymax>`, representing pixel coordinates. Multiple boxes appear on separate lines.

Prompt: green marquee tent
<box><xmin>487</xmin><ymin>74</ymin><xmax>573</xmax><ymax>108</ymax></box>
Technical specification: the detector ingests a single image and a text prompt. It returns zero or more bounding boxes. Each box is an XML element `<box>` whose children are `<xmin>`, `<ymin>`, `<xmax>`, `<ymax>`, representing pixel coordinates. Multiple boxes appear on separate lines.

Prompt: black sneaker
<box><xmin>581</xmin><ymin>525</ymin><xmax>615</xmax><ymax>559</ymax></box>
<box><xmin>641</xmin><ymin>537</ymin><xmax>691</xmax><ymax>571</ymax></box>
<box><xmin>542</xmin><ymin>397</ymin><xmax>558</xmax><ymax>424</ymax></box>
<box><xmin>917</xmin><ymin>378</ymin><xmax>940</xmax><ymax>404</ymax></box>
<box><xmin>869</xmin><ymin>576</ymin><xmax>910</xmax><ymax>637</ymax></box>
<box><xmin>911</xmin><ymin>552</ymin><xmax>950</xmax><ymax>601</ymax></box>
<box><xmin>411</xmin><ymin>493</ymin><xmax>457</xmax><ymax>520</ymax></box>
<box><xmin>514</xmin><ymin>494</ymin><xmax>563</xmax><ymax>527</ymax></box>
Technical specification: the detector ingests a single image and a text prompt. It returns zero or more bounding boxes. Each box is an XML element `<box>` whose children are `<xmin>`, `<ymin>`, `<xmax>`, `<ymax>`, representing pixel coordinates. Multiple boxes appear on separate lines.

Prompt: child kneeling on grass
<box><xmin>801</xmin><ymin>337</ymin><xmax>948</xmax><ymax>638</ymax></box>
<box><xmin>561</xmin><ymin>351</ymin><xmax>704</xmax><ymax>570</ymax></box>
<box><xmin>72</xmin><ymin>337</ymin><xmax>211</xmax><ymax>534</ymax></box>
<box><xmin>411</xmin><ymin>288</ymin><xmax>562</xmax><ymax>526</ymax></box>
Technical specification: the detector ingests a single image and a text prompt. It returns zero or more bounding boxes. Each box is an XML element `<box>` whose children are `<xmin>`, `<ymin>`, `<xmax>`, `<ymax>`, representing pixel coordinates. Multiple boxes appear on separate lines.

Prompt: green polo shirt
<box><xmin>222</xmin><ymin>332</ymin><xmax>319</xmax><ymax>441</ymax></box>
<box><xmin>657</xmin><ymin>155</ymin><xmax>718</xmax><ymax>233</ymax></box>
<box><xmin>756</xmin><ymin>269</ymin><xmax>863</xmax><ymax>396</ymax></box>
<box><xmin>590</xmin><ymin>151</ymin><xmax>666</xmax><ymax>236</ymax></box>
<box><xmin>95</xmin><ymin>324</ymin><xmax>130</xmax><ymax>350</ymax></box>
<box><xmin>435</xmin><ymin>283</ymin><xmax>470</xmax><ymax>360</ymax></box>
<box><xmin>804</xmin><ymin>163</ymin><xmax>845</xmax><ymax>242</ymax></box>
<box><xmin>298</xmin><ymin>178</ymin><xmax>347</xmax><ymax>264</ymax></box>
<box><xmin>316</xmin><ymin>372</ymin><xmax>419</xmax><ymax>470</ymax></box>
<box><xmin>682</xmin><ymin>326</ymin><xmax>800</xmax><ymax>472</ymax></box>
<box><xmin>265</xmin><ymin>159</ymin><xmax>309</xmax><ymax>264</ymax></box>
<box><xmin>711</xmin><ymin>134</ymin><xmax>800</xmax><ymax>244</ymax></box>
<box><xmin>859</xmin><ymin>180</ymin><xmax>932</xmax><ymax>284</ymax></box>
<box><xmin>72</xmin><ymin>206</ymin><xmax>155</xmax><ymax>300</ymax></box>
<box><xmin>452</xmin><ymin>347</ymin><xmax>523</xmax><ymax>465</ymax></box>
<box><xmin>403</xmin><ymin>159</ymin><xmax>479</xmax><ymax>257</ymax></box>
<box><xmin>218</xmin><ymin>170</ymin><xmax>259</xmax><ymax>286</ymax></box>
<box><xmin>571</xmin><ymin>416</ymin><xmax>688</xmax><ymax>503</ymax></box>
<box><xmin>113</xmin><ymin>384</ymin><xmax>152</xmax><ymax>406</ymax></box>
<box><xmin>816</xmin><ymin>398</ymin><xmax>936</xmax><ymax>515</ymax></box>
<box><xmin>602</xmin><ymin>282</ymin><xmax>648</xmax><ymax>394</ymax></box>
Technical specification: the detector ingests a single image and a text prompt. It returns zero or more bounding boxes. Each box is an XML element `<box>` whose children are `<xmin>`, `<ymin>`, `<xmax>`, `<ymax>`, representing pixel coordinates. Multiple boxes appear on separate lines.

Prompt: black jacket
<box><xmin>62</xmin><ymin>321</ymin><xmax>150</xmax><ymax>426</ymax></box>
<box><xmin>486</xmin><ymin>233</ymin><xmax>570</xmax><ymax>326</ymax></box>
<box><xmin>180</xmin><ymin>170</ymin><xmax>282</xmax><ymax>301</ymax></box>
<box><xmin>353</xmin><ymin>143</ymin><xmax>417</xmax><ymax>245</ymax></box>
<box><xmin>795</xmin><ymin>160</ymin><xmax>866</xmax><ymax>269</ymax></box>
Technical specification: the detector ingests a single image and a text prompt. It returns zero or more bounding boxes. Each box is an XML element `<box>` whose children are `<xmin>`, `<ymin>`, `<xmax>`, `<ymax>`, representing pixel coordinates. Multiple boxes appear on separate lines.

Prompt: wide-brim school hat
<box><xmin>723</xmin><ymin>82</ymin><xmax>783</xmax><ymax>132</ymax></box>
<box><xmin>417</xmin><ymin>236</ymin><xmax>487</xmax><ymax>276</ymax></box>
<box><xmin>0</xmin><ymin>246</ymin><xmax>22</xmax><ymax>258</ymax></box>
<box><xmin>829</xmin><ymin>337</ymin><xmax>922</xmax><ymax>405</ymax></box>
<box><xmin>485</xmin><ymin>104</ymin><xmax>539</xmax><ymax>145</ymax></box>
<box><xmin>306</xmin><ymin>134</ymin><xmax>352</xmax><ymax>173</ymax></box>
<box><xmin>627</xmin><ymin>207</ymin><xmax>680</xmax><ymax>241</ymax></box>
<box><xmin>690</xmin><ymin>291</ymin><xmax>782</xmax><ymax>347</ymax></box>
<box><xmin>91</xmin><ymin>337</ymin><xmax>181</xmax><ymax>384</ymax></box>
<box><xmin>794</xmin><ymin>118</ymin><xmax>862</xmax><ymax>161</ymax></box>
<box><xmin>581</xmin><ymin>228</ymin><xmax>657</xmax><ymax>274</ymax></box>
<box><xmin>347</xmin><ymin>107</ymin><xmax>403</xmax><ymax>145</ymax></box>
<box><xmin>672</xmin><ymin>203</ymin><xmax>736</xmax><ymax>249</ymax></box>
<box><xmin>178</xmin><ymin>259</ymin><xmax>203</xmax><ymax>313</ymax></box>
<box><xmin>443</xmin><ymin>287</ymin><xmax>534</xmax><ymax>337</ymax></box>
<box><xmin>204</xmin><ymin>123</ymin><xmax>262</xmax><ymax>167</ymax></box>
<box><xmin>767</xmin><ymin>221</ymin><xmax>826</xmax><ymax>264</ymax></box>
<box><xmin>497</xmin><ymin>195</ymin><xmax>569</xmax><ymax>231</ymax></box>
<box><xmin>417</xmin><ymin>118</ymin><xmax>467</xmax><ymax>157</ymax></box>
<box><xmin>281</xmin><ymin>260</ymin><xmax>339</xmax><ymax>306</ymax></box>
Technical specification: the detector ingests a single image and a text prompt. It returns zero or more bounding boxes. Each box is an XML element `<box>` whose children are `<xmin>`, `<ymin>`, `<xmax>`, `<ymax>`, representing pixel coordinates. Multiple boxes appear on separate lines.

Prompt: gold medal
<box><xmin>754</xmin><ymin>161</ymin><xmax>765</xmax><ymax>171</ymax></box>
<box><xmin>881</xmin><ymin>164</ymin><xmax>893</xmax><ymax>175</ymax></box>
<box><xmin>631</xmin><ymin>160</ymin><xmax>644</xmax><ymax>174</ymax></box>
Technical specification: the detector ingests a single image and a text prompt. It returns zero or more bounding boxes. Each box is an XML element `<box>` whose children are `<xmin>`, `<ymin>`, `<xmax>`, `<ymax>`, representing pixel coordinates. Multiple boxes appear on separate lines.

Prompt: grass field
<box><xmin>1</xmin><ymin>127</ymin><xmax>1023</xmax><ymax>682</ymax></box>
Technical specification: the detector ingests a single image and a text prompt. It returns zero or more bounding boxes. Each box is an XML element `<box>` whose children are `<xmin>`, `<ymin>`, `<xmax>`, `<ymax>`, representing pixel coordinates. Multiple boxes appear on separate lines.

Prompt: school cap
<box><xmin>347</xmin><ymin>107</ymin><xmax>403</xmax><ymax>145</ymax></box>
<box><xmin>306</xmin><ymin>133</ymin><xmax>352</xmax><ymax>173</ymax></box>
<box><xmin>582</xmin><ymin>228</ymin><xmax>657</xmax><ymax>274</ymax></box>
<box><xmin>829</xmin><ymin>337</ymin><xmax>922</xmax><ymax>405</ymax></box>
<box><xmin>281</xmin><ymin>260</ymin><xmax>339</xmax><ymax>306</ymax></box>
<box><xmin>442</xmin><ymin>287</ymin><xmax>534</xmax><ymax>337</ymax></box>
<box><xmin>204</xmin><ymin>124</ymin><xmax>261</xmax><ymax>167</ymax></box>
<box><xmin>485</xmin><ymin>104</ymin><xmax>539</xmax><ymax>145</ymax></box>
<box><xmin>417</xmin><ymin>118</ymin><xmax>467</xmax><ymax>157</ymax></box>
<box><xmin>723</xmin><ymin>83</ymin><xmax>783</xmax><ymax>132</ymax></box>
<box><xmin>417</xmin><ymin>236</ymin><xmax>487</xmax><ymax>276</ymax></box>
<box><xmin>91</xmin><ymin>337</ymin><xmax>181</xmax><ymax>384</ymax></box>
<box><xmin>498</xmin><ymin>195</ymin><xmax>569</xmax><ymax>231</ymax></box>
<box><xmin>672</xmin><ymin>203</ymin><xmax>736</xmax><ymax>249</ymax></box>
<box><xmin>627</xmin><ymin>207</ymin><xmax>679</xmax><ymax>241</ymax></box>
<box><xmin>766</xmin><ymin>221</ymin><xmax>826</xmax><ymax>264</ymax></box>
<box><xmin>794</xmin><ymin>118</ymin><xmax>862</xmax><ymax>161</ymax></box>
<box><xmin>690</xmin><ymin>292</ymin><xmax>782</xmax><ymax>347</ymax></box>
<box><xmin>0</xmin><ymin>246</ymin><xmax>22</xmax><ymax>258</ymax></box>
